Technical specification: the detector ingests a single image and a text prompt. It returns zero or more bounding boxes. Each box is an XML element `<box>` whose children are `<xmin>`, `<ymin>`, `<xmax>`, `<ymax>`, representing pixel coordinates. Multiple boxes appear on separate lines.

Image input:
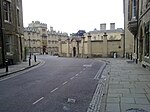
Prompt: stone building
<box><xmin>0</xmin><ymin>0</ymin><xmax>24</xmax><ymax>67</ymax></box>
<box><xmin>124</xmin><ymin>0</ymin><xmax>150</xmax><ymax>68</ymax></box>
<box><xmin>123</xmin><ymin>0</ymin><xmax>134</xmax><ymax>57</ymax></box>
<box><xmin>59</xmin><ymin>23</ymin><xmax>124</xmax><ymax>58</ymax></box>
<box><xmin>24</xmin><ymin>21</ymin><xmax>68</xmax><ymax>55</ymax></box>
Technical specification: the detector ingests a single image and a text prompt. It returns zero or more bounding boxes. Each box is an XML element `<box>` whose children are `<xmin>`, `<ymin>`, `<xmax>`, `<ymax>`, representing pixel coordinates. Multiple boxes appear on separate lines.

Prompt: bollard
<box><xmin>34</xmin><ymin>55</ymin><xmax>36</xmax><ymax>62</ymax></box>
<box><xmin>5</xmin><ymin>59</ymin><xmax>8</xmax><ymax>72</ymax></box>
<box><xmin>130</xmin><ymin>53</ymin><xmax>132</xmax><ymax>60</ymax></box>
<box><xmin>29</xmin><ymin>57</ymin><xmax>31</xmax><ymax>66</ymax></box>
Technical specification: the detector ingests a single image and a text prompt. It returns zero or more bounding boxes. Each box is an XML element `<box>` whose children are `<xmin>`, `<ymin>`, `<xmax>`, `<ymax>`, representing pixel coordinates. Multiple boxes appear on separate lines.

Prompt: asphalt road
<box><xmin>0</xmin><ymin>55</ymin><xmax>104</xmax><ymax>112</ymax></box>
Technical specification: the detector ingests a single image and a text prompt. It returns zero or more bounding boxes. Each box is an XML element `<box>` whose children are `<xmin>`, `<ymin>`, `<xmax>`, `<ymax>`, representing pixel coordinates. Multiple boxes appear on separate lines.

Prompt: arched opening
<box><xmin>73</xmin><ymin>47</ymin><xmax>76</xmax><ymax>57</ymax></box>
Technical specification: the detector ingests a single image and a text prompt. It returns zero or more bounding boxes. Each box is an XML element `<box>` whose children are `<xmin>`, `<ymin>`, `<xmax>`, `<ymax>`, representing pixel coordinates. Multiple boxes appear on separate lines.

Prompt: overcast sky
<box><xmin>22</xmin><ymin>0</ymin><xmax>124</xmax><ymax>34</ymax></box>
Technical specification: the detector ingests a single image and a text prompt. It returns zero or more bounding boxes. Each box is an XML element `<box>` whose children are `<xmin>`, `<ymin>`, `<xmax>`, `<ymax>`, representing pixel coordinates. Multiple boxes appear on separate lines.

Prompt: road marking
<box><xmin>83</xmin><ymin>68</ymin><xmax>86</xmax><ymax>70</ymax></box>
<box><xmin>80</xmin><ymin>71</ymin><xmax>82</xmax><ymax>73</ymax></box>
<box><xmin>33</xmin><ymin>97</ymin><xmax>44</xmax><ymax>105</ymax></box>
<box><xmin>51</xmin><ymin>88</ymin><xmax>58</xmax><ymax>93</ymax></box>
<box><xmin>62</xmin><ymin>81</ymin><xmax>68</xmax><ymax>85</ymax></box>
<box><xmin>83</xmin><ymin>64</ymin><xmax>92</xmax><ymax>67</ymax></box>
<box><xmin>75</xmin><ymin>74</ymin><xmax>79</xmax><ymax>76</ymax></box>
<box><xmin>70</xmin><ymin>77</ymin><xmax>75</xmax><ymax>80</ymax></box>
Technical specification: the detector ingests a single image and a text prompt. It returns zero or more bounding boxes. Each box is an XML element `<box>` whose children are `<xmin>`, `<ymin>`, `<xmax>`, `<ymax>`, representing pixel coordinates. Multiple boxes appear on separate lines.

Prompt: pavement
<box><xmin>0</xmin><ymin>57</ymin><xmax>150</xmax><ymax>112</ymax></box>
<box><xmin>100</xmin><ymin>58</ymin><xmax>150</xmax><ymax>112</ymax></box>
<box><xmin>0</xmin><ymin>58</ymin><xmax>41</xmax><ymax>78</ymax></box>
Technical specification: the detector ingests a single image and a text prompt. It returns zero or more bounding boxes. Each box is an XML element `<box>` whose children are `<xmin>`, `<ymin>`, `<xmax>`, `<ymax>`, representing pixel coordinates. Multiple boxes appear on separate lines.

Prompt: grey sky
<box><xmin>22</xmin><ymin>0</ymin><xmax>124</xmax><ymax>34</ymax></box>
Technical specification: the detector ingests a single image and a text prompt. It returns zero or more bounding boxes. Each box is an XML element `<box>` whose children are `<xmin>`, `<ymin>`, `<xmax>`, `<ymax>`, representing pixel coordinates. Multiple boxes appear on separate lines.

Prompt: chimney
<box><xmin>100</xmin><ymin>23</ymin><xmax>106</xmax><ymax>30</ymax></box>
<box><xmin>50</xmin><ymin>27</ymin><xmax>53</xmax><ymax>31</ymax></box>
<box><xmin>110</xmin><ymin>23</ymin><xmax>115</xmax><ymax>30</ymax></box>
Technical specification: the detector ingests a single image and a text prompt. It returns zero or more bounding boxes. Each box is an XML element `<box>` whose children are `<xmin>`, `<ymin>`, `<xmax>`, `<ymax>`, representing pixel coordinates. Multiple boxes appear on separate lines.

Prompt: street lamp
<box><xmin>27</xmin><ymin>28</ymin><xmax>31</xmax><ymax>66</ymax></box>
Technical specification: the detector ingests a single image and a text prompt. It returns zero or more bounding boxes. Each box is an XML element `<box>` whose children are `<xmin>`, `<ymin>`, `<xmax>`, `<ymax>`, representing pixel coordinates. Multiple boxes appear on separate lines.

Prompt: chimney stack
<box><xmin>100</xmin><ymin>23</ymin><xmax>106</xmax><ymax>30</ymax></box>
<box><xmin>110</xmin><ymin>23</ymin><xmax>115</xmax><ymax>30</ymax></box>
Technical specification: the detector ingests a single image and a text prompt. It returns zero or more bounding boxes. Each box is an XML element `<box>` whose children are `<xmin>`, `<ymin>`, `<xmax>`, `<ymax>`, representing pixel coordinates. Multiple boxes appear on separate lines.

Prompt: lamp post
<box><xmin>28</xmin><ymin>29</ymin><xmax>31</xmax><ymax>66</ymax></box>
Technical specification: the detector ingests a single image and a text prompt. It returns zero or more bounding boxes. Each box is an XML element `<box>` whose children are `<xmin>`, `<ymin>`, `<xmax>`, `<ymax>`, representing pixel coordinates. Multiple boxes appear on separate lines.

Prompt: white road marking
<box><xmin>70</xmin><ymin>77</ymin><xmax>75</xmax><ymax>80</ymax></box>
<box><xmin>62</xmin><ymin>81</ymin><xmax>68</xmax><ymax>85</ymax></box>
<box><xmin>51</xmin><ymin>88</ymin><xmax>58</xmax><ymax>93</ymax></box>
<box><xmin>33</xmin><ymin>97</ymin><xmax>44</xmax><ymax>105</ymax></box>
<box><xmin>75</xmin><ymin>74</ymin><xmax>79</xmax><ymax>76</ymax></box>
<box><xmin>83</xmin><ymin>68</ymin><xmax>86</xmax><ymax>70</ymax></box>
<box><xmin>80</xmin><ymin>71</ymin><xmax>82</xmax><ymax>73</ymax></box>
<box><xmin>83</xmin><ymin>65</ymin><xmax>92</xmax><ymax>67</ymax></box>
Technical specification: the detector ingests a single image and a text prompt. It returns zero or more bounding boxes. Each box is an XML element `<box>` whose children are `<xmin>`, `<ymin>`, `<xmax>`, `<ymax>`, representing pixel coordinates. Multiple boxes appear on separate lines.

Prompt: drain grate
<box><xmin>126</xmin><ymin>108</ymin><xmax>148</xmax><ymax>112</ymax></box>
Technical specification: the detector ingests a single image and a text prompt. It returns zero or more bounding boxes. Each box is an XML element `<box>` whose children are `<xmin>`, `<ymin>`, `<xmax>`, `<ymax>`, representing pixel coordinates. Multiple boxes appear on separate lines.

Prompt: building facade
<box><xmin>123</xmin><ymin>0</ymin><xmax>134</xmax><ymax>58</ymax></box>
<box><xmin>0</xmin><ymin>0</ymin><xmax>24</xmax><ymax>67</ymax></box>
<box><xmin>59</xmin><ymin>23</ymin><xmax>124</xmax><ymax>58</ymax></box>
<box><xmin>124</xmin><ymin>0</ymin><xmax>150</xmax><ymax>68</ymax></box>
<box><xmin>24</xmin><ymin>21</ymin><xmax>68</xmax><ymax>56</ymax></box>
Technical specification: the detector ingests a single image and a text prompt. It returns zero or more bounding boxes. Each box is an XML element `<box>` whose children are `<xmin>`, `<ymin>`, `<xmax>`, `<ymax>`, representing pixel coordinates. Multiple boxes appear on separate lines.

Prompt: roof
<box><xmin>88</xmin><ymin>28</ymin><xmax>124</xmax><ymax>34</ymax></box>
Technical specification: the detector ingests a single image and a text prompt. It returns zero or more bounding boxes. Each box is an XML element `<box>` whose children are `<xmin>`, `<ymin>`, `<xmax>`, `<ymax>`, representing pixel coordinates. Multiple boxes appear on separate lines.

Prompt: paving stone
<box><xmin>134</xmin><ymin>98</ymin><xmax>150</xmax><ymax>104</ymax></box>
<box><xmin>121</xmin><ymin>97</ymin><xmax>135</xmax><ymax>104</ymax></box>
<box><xmin>108</xmin><ymin>89</ymin><xmax>130</xmax><ymax>94</ymax></box>
<box><xmin>135</xmin><ymin>83</ymin><xmax>149</xmax><ymax>88</ymax></box>
<box><xmin>108</xmin><ymin>93</ymin><xmax>122</xmax><ymax>98</ymax></box>
<box><xmin>145</xmin><ymin>88</ymin><xmax>150</xmax><ymax>93</ymax></box>
<box><xmin>109</xmin><ymin>81</ymin><xmax>120</xmax><ymax>84</ymax></box>
<box><xmin>147</xmin><ymin>84</ymin><xmax>150</xmax><ymax>88</ymax></box>
<box><xmin>138</xmin><ymin>78</ymin><xmax>150</xmax><ymax>81</ymax></box>
<box><xmin>107</xmin><ymin>97</ymin><xmax>120</xmax><ymax>103</ymax></box>
<box><xmin>109</xmin><ymin>84</ymin><xmax>124</xmax><ymax>89</ymax></box>
<box><xmin>106</xmin><ymin>103</ymin><xmax>120</xmax><ymax>112</ymax></box>
<box><xmin>146</xmin><ymin>94</ymin><xmax>150</xmax><ymax>100</ymax></box>
<box><xmin>123</xmin><ymin>84</ymin><xmax>135</xmax><ymax>88</ymax></box>
<box><xmin>130</xmin><ymin>88</ymin><xmax>146</xmax><ymax>94</ymax></box>
<box><xmin>120</xmin><ymin>81</ymin><xmax>130</xmax><ymax>84</ymax></box>
<box><xmin>123</xmin><ymin>93</ymin><xmax>147</xmax><ymax>98</ymax></box>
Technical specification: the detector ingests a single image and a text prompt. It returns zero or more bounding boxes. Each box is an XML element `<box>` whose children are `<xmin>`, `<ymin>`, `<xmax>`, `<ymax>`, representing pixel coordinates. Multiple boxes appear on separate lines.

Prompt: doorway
<box><xmin>73</xmin><ymin>47</ymin><xmax>76</xmax><ymax>57</ymax></box>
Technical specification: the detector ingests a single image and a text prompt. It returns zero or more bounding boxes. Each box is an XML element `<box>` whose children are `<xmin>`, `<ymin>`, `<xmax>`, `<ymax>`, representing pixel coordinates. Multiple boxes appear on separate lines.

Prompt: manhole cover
<box><xmin>126</xmin><ymin>108</ymin><xmax>148</xmax><ymax>112</ymax></box>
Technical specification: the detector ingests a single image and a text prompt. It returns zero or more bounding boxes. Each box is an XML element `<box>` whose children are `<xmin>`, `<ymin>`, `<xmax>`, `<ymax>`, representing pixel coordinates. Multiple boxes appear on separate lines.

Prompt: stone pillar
<box><xmin>103</xmin><ymin>32</ymin><xmax>108</xmax><ymax>57</ymax></box>
<box><xmin>87</xmin><ymin>33</ymin><xmax>92</xmax><ymax>58</ymax></box>
<box><xmin>81</xmin><ymin>36</ymin><xmax>85</xmax><ymax>58</ymax></box>
<box><xmin>58</xmin><ymin>38</ymin><xmax>62</xmax><ymax>56</ymax></box>
<box><xmin>121</xmin><ymin>34</ymin><xmax>125</xmax><ymax>58</ymax></box>
<box><xmin>67</xmin><ymin>38</ymin><xmax>70</xmax><ymax>57</ymax></box>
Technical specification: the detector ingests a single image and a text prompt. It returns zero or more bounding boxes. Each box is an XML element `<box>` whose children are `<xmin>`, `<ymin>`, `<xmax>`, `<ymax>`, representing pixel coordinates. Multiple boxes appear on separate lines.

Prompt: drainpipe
<box><xmin>136</xmin><ymin>0</ymin><xmax>139</xmax><ymax>64</ymax></box>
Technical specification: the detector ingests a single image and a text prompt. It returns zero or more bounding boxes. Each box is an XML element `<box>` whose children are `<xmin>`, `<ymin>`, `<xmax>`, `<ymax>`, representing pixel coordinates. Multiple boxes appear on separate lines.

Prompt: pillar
<box><xmin>67</xmin><ymin>38</ymin><xmax>70</xmax><ymax>57</ymax></box>
<box><xmin>103</xmin><ymin>32</ymin><xmax>108</xmax><ymax>57</ymax></box>
<box><xmin>81</xmin><ymin>36</ymin><xmax>85</xmax><ymax>58</ymax></box>
<box><xmin>87</xmin><ymin>33</ymin><xmax>92</xmax><ymax>58</ymax></box>
<box><xmin>121</xmin><ymin>33</ymin><xmax>125</xmax><ymax>58</ymax></box>
<box><xmin>58</xmin><ymin>38</ymin><xmax>62</xmax><ymax>56</ymax></box>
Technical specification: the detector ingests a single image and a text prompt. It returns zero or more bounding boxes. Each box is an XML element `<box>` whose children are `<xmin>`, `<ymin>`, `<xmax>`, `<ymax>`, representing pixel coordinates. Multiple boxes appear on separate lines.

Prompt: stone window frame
<box><xmin>3</xmin><ymin>0</ymin><xmax>12</xmax><ymax>23</ymax></box>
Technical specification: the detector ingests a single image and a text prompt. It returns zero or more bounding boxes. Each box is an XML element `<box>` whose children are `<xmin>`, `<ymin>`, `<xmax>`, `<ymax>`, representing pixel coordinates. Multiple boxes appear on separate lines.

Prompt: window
<box><xmin>16</xmin><ymin>0</ymin><xmax>19</xmax><ymax>6</ymax></box>
<box><xmin>17</xmin><ymin>9</ymin><xmax>20</xmax><ymax>26</ymax></box>
<box><xmin>146</xmin><ymin>0</ymin><xmax>150</xmax><ymax>8</ymax></box>
<box><xmin>144</xmin><ymin>22</ymin><xmax>149</xmax><ymax>57</ymax></box>
<box><xmin>6</xmin><ymin>35</ymin><xmax>14</xmax><ymax>54</ymax></box>
<box><xmin>3</xmin><ymin>0</ymin><xmax>11</xmax><ymax>22</ymax></box>
<box><xmin>128</xmin><ymin>0</ymin><xmax>131</xmax><ymax>21</ymax></box>
<box><xmin>140</xmin><ymin>0</ymin><xmax>143</xmax><ymax>15</ymax></box>
<box><xmin>132</xmin><ymin>0</ymin><xmax>137</xmax><ymax>18</ymax></box>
